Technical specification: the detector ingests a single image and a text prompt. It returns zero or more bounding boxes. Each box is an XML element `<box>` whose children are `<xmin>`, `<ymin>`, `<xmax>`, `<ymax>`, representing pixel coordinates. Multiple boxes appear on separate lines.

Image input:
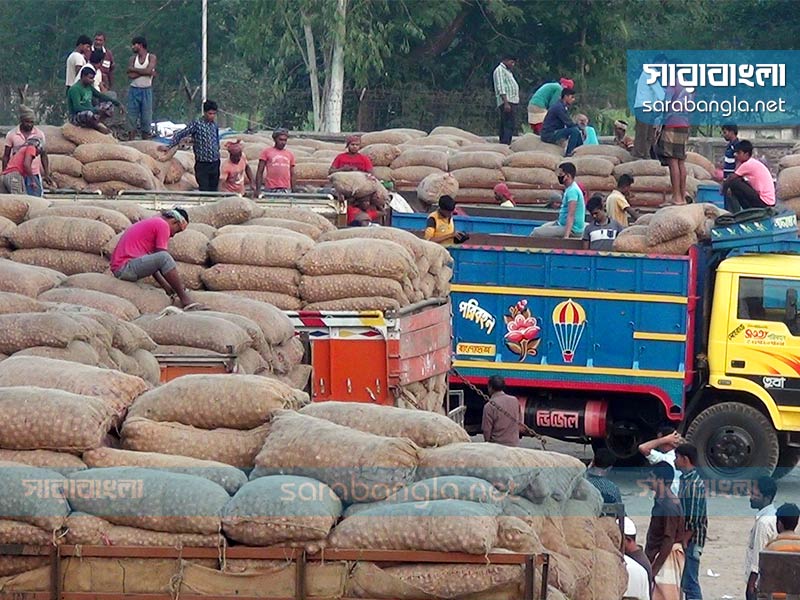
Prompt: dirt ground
<box><xmin>493</xmin><ymin>435</ymin><xmax>800</xmax><ymax>600</ymax></box>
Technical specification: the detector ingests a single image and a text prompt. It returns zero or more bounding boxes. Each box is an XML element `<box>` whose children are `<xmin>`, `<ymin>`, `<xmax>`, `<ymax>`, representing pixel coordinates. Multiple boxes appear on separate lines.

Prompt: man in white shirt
<box><xmin>746</xmin><ymin>476</ymin><xmax>778</xmax><ymax>600</ymax></box>
<box><xmin>74</xmin><ymin>49</ymin><xmax>105</xmax><ymax>92</ymax></box>
<box><xmin>638</xmin><ymin>426</ymin><xmax>681</xmax><ymax>495</ymax></box>
<box><xmin>633</xmin><ymin>53</ymin><xmax>666</xmax><ymax>159</ymax></box>
<box><xmin>65</xmin><ymin>35</ymin><xmax>91</xmax><ymax>90</ymax></box>
<box><xmin>492</xmin><ymin>54</ymin><xmax>519</xmax><ymax>145</ymax></box>
<box><xmin>624</xmin><ymin>554</ymin><xmax>651</xmax><ymax>600</ymax></box>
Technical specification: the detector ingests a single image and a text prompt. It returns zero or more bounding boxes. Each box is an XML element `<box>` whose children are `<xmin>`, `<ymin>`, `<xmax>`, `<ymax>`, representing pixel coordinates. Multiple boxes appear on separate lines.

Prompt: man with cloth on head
<box><xmin>330</xmin><ymin>135</ymin><xmax>373</xmax><ymax>174</ymax></box>
<box><xmin>3</xmin><ymin>106</ymin><xmax>52</xmax><ymax>196</ymax></box>
<box><xmin>255</xmin><ymin>128</ymin><xmax>296</xmax><ymax>195</ymax></box>
<box><xmin>110</xmin><ymin>209</ymin><xmax>199</xmax><ymax>310</ymax></box>
<box><xmin>494</xmin><ymin>182</ymin><xmax>515</xmax><ymax>207</ymax></box>
<box><xmin>528</xmin><ymin>77</ymin><xmax>573</xmax><ymax>135</ymax></box>
<box><xmin>1</xmin><ymin>137</ymin><xmax>42</xmax><ymax>194</ymax></box>
<box><xmin>614</xmin><ymin>120</ymin><xmax>634</xmax><ymax>151</ymax></box>
<box><xmin>219</xmin><ymin>139</ymin><xmax>253</xmax><ymax>195</ymax></box>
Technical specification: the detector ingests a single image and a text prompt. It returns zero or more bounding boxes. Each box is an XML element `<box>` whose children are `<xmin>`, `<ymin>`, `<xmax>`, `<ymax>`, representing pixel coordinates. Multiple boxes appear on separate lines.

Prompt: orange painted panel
<box><xmin>311</xmin><ymin>338</ymin><xmax>389</xmax><ymax>404</ymax></box>
<box><xmin>159</xmin><ymin>363</ymin><xmax>229</xmax><ymax>383</ymax></box>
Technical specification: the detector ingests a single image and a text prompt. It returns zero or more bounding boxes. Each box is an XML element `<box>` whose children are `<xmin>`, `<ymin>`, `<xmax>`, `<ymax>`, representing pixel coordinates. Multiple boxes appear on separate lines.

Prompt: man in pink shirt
<box><xmin>722</xmin><ymin>140</ymin><xmax>776</xmax><ymax>212</ymax></box>
<box><xmin>254</xmin><ymin>127</ymin><xmax>295</xmax><ymax>196</ymax></box>
<box><xmin>110</xmin><ymin>209</ymin><xmax>198</xmax><ymax>309</ymax></box>
<box><xmin>2</xmin><ymin>106</ymin><xmax>52</xmax><ymax>197</ymax></box>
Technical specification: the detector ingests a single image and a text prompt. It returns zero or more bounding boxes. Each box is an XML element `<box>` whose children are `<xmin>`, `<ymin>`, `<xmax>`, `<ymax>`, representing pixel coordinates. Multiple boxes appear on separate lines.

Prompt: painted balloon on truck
<box><xmin>552</xmin><ymin>299</ymin><xmax>586</xmax><ymax>363</ymax></box>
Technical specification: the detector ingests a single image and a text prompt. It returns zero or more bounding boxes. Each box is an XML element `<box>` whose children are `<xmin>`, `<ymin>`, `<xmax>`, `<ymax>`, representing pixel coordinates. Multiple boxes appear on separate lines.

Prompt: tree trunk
<box><xmin>302</xmin><ymin>14</ymin><xmax>322</xmax><ymax>131</ymax></box>
<box><xmin>321</xmin><ymin>0</ymin><xmax>347</xmax><ymax>133</ymax></box>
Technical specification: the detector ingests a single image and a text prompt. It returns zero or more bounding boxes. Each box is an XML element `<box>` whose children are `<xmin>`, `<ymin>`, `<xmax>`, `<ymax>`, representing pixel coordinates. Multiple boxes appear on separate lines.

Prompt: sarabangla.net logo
<box><xmin>640</xmin><ymin>96</ymin><xmax>787</xmax><ymax>119</ymax></box>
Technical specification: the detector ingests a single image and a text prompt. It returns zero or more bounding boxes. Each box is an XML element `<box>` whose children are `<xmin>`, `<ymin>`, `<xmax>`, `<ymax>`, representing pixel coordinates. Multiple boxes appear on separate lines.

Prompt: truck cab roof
<box><xmin>719</xmin><ymin>253</ymin><xmax>800</xmax><ymax>278</ymax></box>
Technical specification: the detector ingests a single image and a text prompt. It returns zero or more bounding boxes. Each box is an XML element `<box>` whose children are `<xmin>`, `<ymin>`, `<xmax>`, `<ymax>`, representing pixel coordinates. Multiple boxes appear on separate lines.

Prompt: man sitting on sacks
<box><xmin>110</xmin><ymin>208</ymin><xmax>201</xmax><ymax>309</ymax></box>
<box><xmin>67</xmin><ymin>66</ymin><xmax>123</xmax><ymax>135</ymax></box>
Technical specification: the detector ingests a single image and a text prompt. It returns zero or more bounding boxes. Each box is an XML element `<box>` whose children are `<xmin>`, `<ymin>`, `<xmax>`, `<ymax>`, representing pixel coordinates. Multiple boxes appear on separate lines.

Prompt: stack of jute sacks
<box><xmin>776</xmin><ymin>147</ymin><xmax>800</xmax><ymax>215</ymax></box>
<box><xmin>613</xmin><ymin>202</ymin><xmax>728</xmax><ymax>254</ymax></box>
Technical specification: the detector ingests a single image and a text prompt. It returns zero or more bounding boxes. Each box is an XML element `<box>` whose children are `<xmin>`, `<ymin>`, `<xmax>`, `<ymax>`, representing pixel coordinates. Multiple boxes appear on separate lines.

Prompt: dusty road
<box><xmin>522</xmin><ymin>437</ymin><xmax>800</xmax><ymax>600</ymax></box>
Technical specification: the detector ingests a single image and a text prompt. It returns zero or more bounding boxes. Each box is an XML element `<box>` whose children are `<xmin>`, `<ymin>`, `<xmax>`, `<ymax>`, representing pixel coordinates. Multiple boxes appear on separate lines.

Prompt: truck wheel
<box><xmin>775</xmin><ymin>444</ymin><xmax>800</xmax><ymax>480</ymax></box>
<box><xmin>686</xmin><ymin>402</ymin><xmax>779</xmax><ymax>477</ymax></box>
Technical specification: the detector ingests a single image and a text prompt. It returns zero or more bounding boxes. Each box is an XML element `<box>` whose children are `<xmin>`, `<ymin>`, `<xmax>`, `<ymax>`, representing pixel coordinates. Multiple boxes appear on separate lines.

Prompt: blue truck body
<box><xmin>391</xmin><ymin>212</ymin><xmax>546</xmax><ymax>236</ymax></box>
<box><xmin>449</xmin><ymin>244</ymin><xmax>699</xmax><ymax>436</ymax></box>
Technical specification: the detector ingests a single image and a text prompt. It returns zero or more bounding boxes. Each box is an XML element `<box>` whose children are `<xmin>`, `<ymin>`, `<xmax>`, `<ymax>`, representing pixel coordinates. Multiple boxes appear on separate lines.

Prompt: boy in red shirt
<box><xmin>255</xmin><ymin>128</ymin><xmax>295</xmax><ymax>195</ymax></box>
<box><xmin>329</xmin><ymin>135</ymin><xmax>374</xmax><ymax>175</ymax></box>
<box><xmin>1</xmin><ymin>137</ymin><xmax>41</xmax><ymax>194</ymax></box>
<box><xmin>110</xmin><ymin>209</ymin><xmax>198</xmax><ymax>309</ymax></box>
<box><xmin>219</xmin><ymin>140</ymin><xmax>253</xmax><ymax>195</ymax></box>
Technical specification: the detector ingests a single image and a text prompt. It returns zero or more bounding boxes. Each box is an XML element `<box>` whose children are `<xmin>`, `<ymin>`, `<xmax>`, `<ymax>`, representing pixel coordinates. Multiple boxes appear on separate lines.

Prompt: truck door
<box><xmin>726</xmin><ymin>274</ymin><xmax>800</xmax><ymax>402</ymax></box>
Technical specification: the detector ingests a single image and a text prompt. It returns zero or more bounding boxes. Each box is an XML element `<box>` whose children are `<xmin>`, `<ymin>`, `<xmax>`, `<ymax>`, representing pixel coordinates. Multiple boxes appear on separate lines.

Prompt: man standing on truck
<box><xmin>255</xmin><ymin>128</ymin><xmax>296</xmax><ymax>195</ymax></box>
<box><xmin>160</xmin><ymin>100</ymin><xmax>221</xmax><ymax>192</ymax></box>
<box><xmin>746</xmin><ymin>476</ymin><xmax>778</xmax><ymax>600</ymax></box>
<box><xmin>110</xmin><ymin>209</ymin><xmax>200</xmax><ymax>310</ymax></box>
<box><xmin>481</xmin><ymin>375</ymin><xmax>521</xmax><ymax>447</ymax></box>
<box><xmin>3</xmin><ymin>106</ymin><xmax>53</xmax><ymax>197</ymax></box>
<box><xmin>605</xmin><ymin>174</ymin><xmax>640</xmax><ymax>227</ymax></box>
<box><xmin>493</xmin><ymin>54</ymin><xmax>519</xmax><ymax>145</ymax></box>
<box><xmin>720</xmin><ymin>124</ymin><xmax>739</xmax><ymax>180</ymax></box>
<box><xmin>645</xmin><ymin>461</ymin><xmax>685</xmax><ymax>600</ymax></box>
<box><xmin>531</xmin><ymin>162</ymin><xmax>585</xmax><ymax>239</ymax></box>
<box><xmin>583</xmin><ymin>194</ymin><xmax>624</xmax><ymax>250</ymax></box>
<box><xmin>424</xmin><ymin>195</ymin><xmax>468</xmax><ymax>246</ymax></box>
<box><xmin>722</xmin><ymin>140</ymin><xmax>776</xmax><ymax>213</ymax></box>
<box><xmin>638</xmin><ymin>426</ymin><xmax>681</xmax><ymax>495</ymax></box>
<box><xmin>675</xmin><ymin>444</ymin><xmax>707</xmax><ymax>600</ymax></box>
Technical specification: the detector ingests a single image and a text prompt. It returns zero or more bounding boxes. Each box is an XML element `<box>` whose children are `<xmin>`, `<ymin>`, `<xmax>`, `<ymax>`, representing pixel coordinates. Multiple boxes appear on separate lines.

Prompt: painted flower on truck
<box><xmin>503</xmin><ymin>299</ymin><xmax>541</xmax><ymax>361</ymax></box>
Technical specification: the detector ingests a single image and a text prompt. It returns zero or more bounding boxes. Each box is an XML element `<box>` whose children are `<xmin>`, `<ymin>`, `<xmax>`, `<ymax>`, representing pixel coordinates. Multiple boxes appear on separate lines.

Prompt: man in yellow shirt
<box><xmin>761</xmin><ymin>503</ymin><xmax>800</xmax><ymax>600</ymax></box>
<box><xmin>605</xmin><ymin>174</ymin><xmax>640</xmax><ymax>227</ymax></box>
<box><xmin>424</xmin><ymin>195</ymin><xmax>468</xmax><ymax>246</ymax></box>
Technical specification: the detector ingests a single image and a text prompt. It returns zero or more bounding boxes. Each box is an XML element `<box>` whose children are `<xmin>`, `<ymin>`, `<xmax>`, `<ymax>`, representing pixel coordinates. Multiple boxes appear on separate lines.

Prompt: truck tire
<box><xmin>775</xmin><ymin>443</ymin><xmax>800</xmax><ymax>480</ymax></box>
<box><xmin>686</xmin><ymin>402</ymin><xmax>779</xmax><ymax>478</ymax></box>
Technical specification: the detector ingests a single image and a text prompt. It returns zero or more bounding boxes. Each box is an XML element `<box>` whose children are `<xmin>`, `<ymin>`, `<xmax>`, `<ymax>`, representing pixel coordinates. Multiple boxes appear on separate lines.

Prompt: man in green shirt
<box><xmin>67</xmin><ymin>67</ymin><xmax>123</xmax><ymax>134</ymax></box>
<box><xmin>528</xmin><ymin>77</ymin><xmax>573</xmax><ymax>134</ymax></box>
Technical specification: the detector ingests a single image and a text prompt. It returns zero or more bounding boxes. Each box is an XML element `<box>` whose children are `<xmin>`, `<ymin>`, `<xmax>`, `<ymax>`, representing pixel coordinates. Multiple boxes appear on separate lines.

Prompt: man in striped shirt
<box><xmin>676</xmin><ymin>443</ymin><xmax>707</xmax><ymax>600</ymax></box>
<box><xmin>721</xmin><ymin>123</ymin><xmax>739</xmax><ymax>180</ymax></box>
<box><xmin>493</xmin><ymin>55</ymin><xmax>519</xmax><ymax>145</ymax></box>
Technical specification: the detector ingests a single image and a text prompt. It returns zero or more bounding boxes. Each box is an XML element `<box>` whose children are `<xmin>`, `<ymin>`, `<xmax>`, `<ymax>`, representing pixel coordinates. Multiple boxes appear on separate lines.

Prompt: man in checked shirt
<box><xmin>675</xmin><ymin>444</ymin><xmax>707</xmax><ymax>600</ymax></box>
<box><xmin>161</xmin><ymin>100</ymin><xmax>220</xmax><ymax>192</ymax></box>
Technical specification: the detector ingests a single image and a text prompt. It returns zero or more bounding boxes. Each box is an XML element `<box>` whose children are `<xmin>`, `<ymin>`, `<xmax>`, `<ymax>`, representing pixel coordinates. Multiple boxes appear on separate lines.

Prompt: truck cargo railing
<box><xmin>0</xmin><ymin>544</ymin><xmax>549</xmax><ymax>600</ymax></box>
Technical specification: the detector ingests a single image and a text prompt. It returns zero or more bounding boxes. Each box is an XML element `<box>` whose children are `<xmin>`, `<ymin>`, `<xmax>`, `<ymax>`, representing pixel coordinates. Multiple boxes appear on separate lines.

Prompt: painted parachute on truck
<box><xmin>552</xmin><ymin>299</ymin><xmax>586</xmax><ymax>364</ymax></box>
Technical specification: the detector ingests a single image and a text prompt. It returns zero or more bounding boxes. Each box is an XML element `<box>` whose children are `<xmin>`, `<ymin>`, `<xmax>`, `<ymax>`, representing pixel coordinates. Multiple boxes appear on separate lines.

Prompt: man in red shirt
<box><xmin>255</xmin><ymin>128</ymin><xmax>295</xmax><ymax>195</ymax></box>
<box><xmin>329</xmin><ymin>135</ymin><xmax>374</xmax><ymax>175</ymax></box>
<box><xmin>110</xmin><ymin>209</ymin><xmax>198</xmax><ymax>309</ymax></box>
<box><xmin>1</xmin><ymin>137</ymin><xmax>41</xmax><ymax>194</ymax></box>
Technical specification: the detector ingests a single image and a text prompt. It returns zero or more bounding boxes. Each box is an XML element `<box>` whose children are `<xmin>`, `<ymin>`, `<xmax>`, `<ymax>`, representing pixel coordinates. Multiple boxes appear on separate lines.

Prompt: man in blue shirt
<box><xmin>721</xmin><ymin>123</ymin><xmax>738</xmax><ymax>180</ymax></box>
<box><xmin>531</xmin><ymin>162</ymin><xmax>586</xmax><ymax>239</ymax></box>
<box><xmin>540</xmin><ymin>89</ymin><xmax>583</xmax><ymax>157</ymax></box>
<box><xmin>160</xmin><ymin>100</ymin><xmax>220</xmax><ymax>191</ymax></box>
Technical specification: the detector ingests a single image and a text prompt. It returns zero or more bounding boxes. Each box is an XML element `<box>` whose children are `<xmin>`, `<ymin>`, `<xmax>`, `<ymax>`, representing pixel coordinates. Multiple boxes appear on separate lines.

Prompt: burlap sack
<box><xmin>648</xmin><ymin>231</ymin><xmax>698</xmax><ymax>255</ymax></box>
<box><xmin>611</xmin><ymin>225</ymin><xmax>649</xmax><ymax>252</ymax></box>
<box><xmin>84</xmin><ymin>180</ymin><xmax>146</xmax><ymax>196</ymax></box>
<box><xmin>258</xmin><ymin>207</ymin><xmax>335</xmax><ymax>233</ymax></box>
<box><xmin>252</xmin><ymin>411</ymin><xmax>419</xmax><ymax>503</ymax></box>
<box><xmin>497</xmin><ymin>515</ymin><xmax>544</xmax><ymax>553</ymax></box>
<box><xmin>208</xmin><ymin>232</ymin><xmax>313</xmax><ymax>267</ymax></box>
<box><xmin>186</xmin><ymin>197</ymin><xmax>255</xmax><ymax>228</ymax></box>
<box><xmin>0</xmin><ymin>291</ymin><xmax>43</xmax><ymax>314</ymax></box>
<box><xmin>129</xmin><ymin>374</ymin><xmax>298</xmax><ymax>429</ymax></box>
<box><xmin>300</xmin><ymin>402</ymin><xmax>469</xmax><ymax>447</ymax></box>
<box><xmin>121</xmin><ymin>417</ymin><xmax>271</xmax><ymax>468</ymax></box>
<box><xmin>0</xmin><ymin>312</ymin><xmax>95</xmax><ymax>353</ymax></box>
<box><xmin>292</xmin><ymin>163</ymin><xmax>330</xmax><ymax>180</ymax></box>
<box><xmin>612</xmin><ymin>160</ymin><xmax>668</xmax><ymax>177</ymax></box>
<box><xmin>245</xmin><ymin>217</ymin><xmax>322</xmax><ymax>239</ymax></box>
<box><xmin>448</xmin><ymin>152</ymin><xmax>504</xmax><ymax>171</ymax></box>
<box><xmin>13</xmin><ymin>340</ymin><xmax>100</xmax><ymax>366</ymax></box>
<box><xmin>11</xmin><ymin>249</ymin><xmax>108</xmax><ymax>275</ymax></box>
<box><xmin>217</xmin><ymin>224</ymin><xmax>313</xmax><ymax>243</ymax></box>
<box><xmin>0</xmin><ymin>463</ymin><xmax>70</xmax><ymax>530</ymax></box>
<box><xmin>73</xmin><ymin>143</ymin><xmax>143</xmax><ymax>164</ymax></box>
<box><xmin>222</xmin><ymin>475</ymin><xmax>342</xmax><ymax>546</ymax></box>
<box><xmin>450</xmin><ymin>167</ymin><xmax>504</xmax><ymax>188</ymax></box>
<box><xmin>686</xmin><ymin>162</ymin><xmax>713</xmax><ymax>180</ymax></box>
<box><xmin>52</xmin><ymin>306</ymin><xmax>156</xmax><ymax>353</ymax></box>
<box><xmin>37</xmin><ymin>205</ymin><xmax>131</xmax><ymax>233</ymax></box>
<box><xmin>0</xmin><ymin>450</ymin><xmax>86</xmax><ymax>475</ymax></box>
<box><xmin>0</xmin><ymin>356</ymin><xmax>148</xmax><ymax>418</ymax></box>
<box><xmin>134</xmin><ymin>312</ymin><xmax>252</xmax><ymax>355</ymax></box>
<box><xmin>271</xmin><ymin>337</ymin><xmax>305</xmax><ymax>375</ymax></box>
<box><xmin>77</xmin><ymin>200</ymin><xmax>155</xmax><ymax>223</ymax></box>
<box><xmin>64</xmin><ymin>512</ymin><xmax>222</xmax><ymax>547</ymax></box>
<box><xmin>573</xmin><ymin>144</ymin><xmax>632</xmax><ymax>163</ymax></box>
<box><xmin>570</xmin><ymin>156</ymin><xmax>615</xmax><ymax>177</ymax></box>
<box><xmin>0</xmin><ymin>519</ymin><xmax>60</xmax><ymax>545</ymax></box>
<box><xmin>50</xmin><ymin>172</ymin><xmax>86</xmax><ymax>191</ymax></box>
<box><xmin>360</xmin><ymin>131</ymin><xmax>414</xmax><ymax>146</ymax></box>
<box><xmin>120</xmin><ymin>139</ymin><xmax>164</xmax><ymax>159</ymax></box>
<box><xmin>83</xmin><ymin>448</ymin><xmax>247</xmax><ymax>495</ymax></box>
<box><xmin>361</xmin><ymin>144</ymin><xmax>401</xmax><ymax>167</ymax></box>
<box><xmin>318</xmin><ymin>227</ymin><xmax>425</xmax><ymax>260</ymax></box>
<box><xmin>509</xmin><ymin>134</ymin><xmax>564</xmax><ymax>155</ymax></box>
<box><xmin>0</xmin><ymin>195</ymin><xmax>50</xmax><ymax>224</ymax></box>
<box><xmin>189</xmin><ymin>291</ymin><xmax>295</xmax><ymax>345</ymax></box>
<box><xmin>187</xmin><ymin>222</ymin><xmax>216</xmax><ymax>238</ymax></box>
<box><xmin>10</xmin><ymin>215</ymin><xmax>114</xmax><ymax>253</ymax></box>
<box><xmin>311</xmin><ymin>150</ymin><xmax>340</xmax><ymax>162</ymax></box>
<box><xmin>167</xmin><ymin>229</ymin><xmax>209</xmax><ymax>265</ymax></box>
<box><xmin>236</xmin><ymin>347</ymin><xmax>269</xmax><ymax>375</ymax></box>
<box><xmin>576</xmin><ymin>175</ymin><xmax>617</xmax><ymax>191</ymax></box>
<box><xmin>501</xmin><ymin>167</ymin><xmax>558</xmax><ymax>186</ymax></box>
<box><xmin>299</xmin><ymin>275</ymin><xmax>407</xmax><ymax>304</ymax></box>
<box><xmin>132</xmin><ymin>348</ymin><xmax>160</xmax><ymax>386</ymax></box>
<box><xmin>646</xmin><ymin>203</ymin><xmax>706</xmax><ymax>245</ymax></box>
<box><xmin>188</xmin><ymin>310</ymin><xmax>272</xmax><ymax>358</ymax></box>
<box><xmin>298</xmin><ymin>239</ymin><xmax>417</xmax><ymax>281</ymax></box>
<box><xmin>202</xmin><ymin>264</ymin><xmax>301</xmax><ymax>295</ymax></box>
<box><xmin>38</xmin><ymin>288</ymin><xmax>140</xmax><ymax>320</ymax></box>
<box><xmin>39</xmin><ymin>125</ymin><xmax>76</xmax><ymax>154</ymax></box>
<box><xmin>401</xmin><ymin>135</ymin><xmax>463</xmax><ymax>149</ymax></box>
<box><xmin>48</xmin><ymin>154</ymin><xmax>83</xmax><ymax>177</ymax></box>
<box><xmin>66</xmin><ymin>467</ymin><xmax>229</xmax><ymax>534</ymax></box>
<box><xmin>391</xmin><ymin>166</ymin><xmax>445</xmax><ymax>182</ymax></box>
<box><xmin>328</xmin><ymin>499</ymin><xmax>497</xmax><ymax>554</ymax></box>
<box><xmin>416</xmin><ymin>173</ymin><xmax>459</xmax><ymax>206</ymax></box>
<box><xmin>0</xmin><ymin>388</ymin><xmax>116</xmax><ymax>452</ymax></box>
<box><xmin>502</xmin><ymin>151</ymin><xmax>560</xmax><ymax>170</ymax></box>
<box><xmin>429</xmin><ymin>126</ymin><xmax>484</xmax><ymax>143</ymax></box>
<box><xmin>328</xmin><ymin>171</ymin><xmax>383</xmax><ymax>198</ymax></box>
<box><xmin>779</xmin><ymin>154</ymin><xmax>800</xmax><ymax>169</ymax></box>
<box><xmin>778</xmin><ymin>166</ymin><xmax>800</xmax><ymax>200</ymax></box>
<box><xmin>82</xmin><ymin>160</ymin><xmax>155</xmax><ymax>189</ymax></box>
<box><xmin>303</xmin><ymin>296</ymin><xmax>400</xmax><ymax>312</ymax></box>
<box><xmin>686</xmin><ymin>151</ymin><xmax>715</xmax><ymax>175</ymax></box>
